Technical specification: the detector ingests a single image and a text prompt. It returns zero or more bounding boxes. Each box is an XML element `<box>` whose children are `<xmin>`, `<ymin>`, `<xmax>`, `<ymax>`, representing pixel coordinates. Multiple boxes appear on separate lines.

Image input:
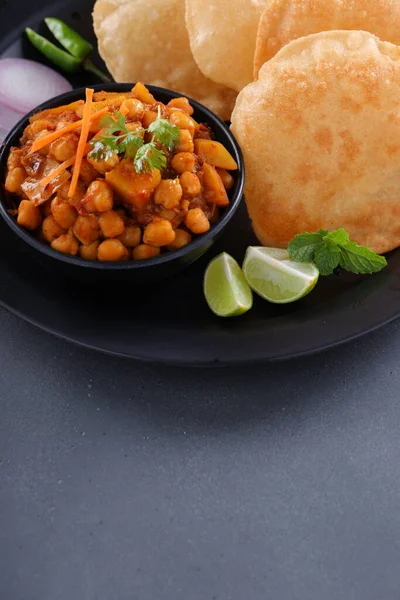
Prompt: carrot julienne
<box><xmin>29</xmin><ymin>105</ymin><xmax>109</xmax><ymax>155</ymax></box>
<box><xmin>39</xmin><ymin>155</ymin><xmax>76</xmax><ymax>189</ymax></box>
<box><xmin>68</xmin><ymin>88</ymin><xmax>94</xmax><ymax>199</ymax></box>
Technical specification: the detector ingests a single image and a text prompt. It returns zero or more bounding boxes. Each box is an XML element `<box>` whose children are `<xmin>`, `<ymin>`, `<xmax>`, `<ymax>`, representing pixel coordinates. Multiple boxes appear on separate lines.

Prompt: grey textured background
<box><xmin>1</xmin><ymin>307</ymin><xmax>400</xmax><ymax>600</ymax></box>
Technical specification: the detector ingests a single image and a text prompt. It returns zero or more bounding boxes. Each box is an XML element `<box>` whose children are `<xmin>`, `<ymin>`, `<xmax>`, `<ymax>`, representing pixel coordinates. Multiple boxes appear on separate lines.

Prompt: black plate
<box><xmin>1</xmin><ymin>0</ymin><xmax>400</xmax><ymax>365</ymax></box>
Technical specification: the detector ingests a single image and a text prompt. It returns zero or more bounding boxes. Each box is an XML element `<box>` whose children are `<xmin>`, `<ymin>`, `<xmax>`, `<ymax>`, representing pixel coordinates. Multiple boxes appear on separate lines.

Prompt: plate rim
<box><xmin>1</xmin><ymin>0</ymin><xmax>400</xmax><ymax>365</ymax></box>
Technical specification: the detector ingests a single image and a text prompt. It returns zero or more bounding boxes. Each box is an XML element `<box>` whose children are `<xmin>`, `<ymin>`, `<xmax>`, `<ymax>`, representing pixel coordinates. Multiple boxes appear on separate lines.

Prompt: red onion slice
<box><xmin>0</xmin><ymin>58</ymin><xmax>72</xmax><ymax>141</ymax></box>
<box><xmin>0</xmin><ymin>101</ymin><xmax>24</xmax><ymax>142</ymax></box>
<box><xmin>0</xmin><ymin>58</ymin><xmax>72</xmax><ymax>113</ymax></box>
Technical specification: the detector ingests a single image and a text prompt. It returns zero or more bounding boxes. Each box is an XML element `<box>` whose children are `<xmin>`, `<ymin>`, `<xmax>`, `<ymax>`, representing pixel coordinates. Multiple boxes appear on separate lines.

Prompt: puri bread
<box><xmin>254</xmin><ymin>0</ymin><xmax>400</xmax><ymax>77</ymax></box>
<box><xmin>92</xmin><ymin>0</ymin><xmax>132</xmax><ymax>31</ymax></box>
<box><xmin>185</xmin><ymin>0</ymin><xmax>267</xmax><ymax>92</ymax></box>
<box><xmin>231</xmin><ymin>30</ymin><xmax>400</xmax><ymax>254</ymax></box>
<box><xmin>93</xmin><ymin>0</ymin><xmax>237</xmax><ymax>120</ymax></box>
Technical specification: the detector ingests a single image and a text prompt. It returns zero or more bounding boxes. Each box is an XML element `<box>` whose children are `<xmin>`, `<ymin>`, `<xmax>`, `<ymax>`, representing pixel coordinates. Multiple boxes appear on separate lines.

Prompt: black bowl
<box><xmin>0</xmin><ymin>83</ymin><xmax>244</xmax><ymax>285</ymax></box>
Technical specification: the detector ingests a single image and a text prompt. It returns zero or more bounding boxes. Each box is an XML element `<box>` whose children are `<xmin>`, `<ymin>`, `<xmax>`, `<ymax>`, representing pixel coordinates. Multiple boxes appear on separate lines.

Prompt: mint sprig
<box><xmin>287</xmin><ymin>228</ymin><xmax>387</xmax><ymax>275</ymax></box>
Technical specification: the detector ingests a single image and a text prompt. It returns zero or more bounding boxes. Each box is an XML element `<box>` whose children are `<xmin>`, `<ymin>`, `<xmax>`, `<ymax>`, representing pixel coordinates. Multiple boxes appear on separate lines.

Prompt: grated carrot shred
<box><xmin>68</xmin><ymin>88</ymin><xmax>94</xmax><ymax>199</ymax></box>
<box><xmin>29</xmin><ymin>105</ymin><xmax>109</xmax><ymax>155</ymax></box>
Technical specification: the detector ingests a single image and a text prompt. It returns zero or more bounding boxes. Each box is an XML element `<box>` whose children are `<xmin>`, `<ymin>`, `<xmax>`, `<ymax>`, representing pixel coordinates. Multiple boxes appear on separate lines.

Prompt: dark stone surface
<box><xmin>1</xmin><ymin>307</ymin><xmax>400</xmax><ymax>600</ymax></box>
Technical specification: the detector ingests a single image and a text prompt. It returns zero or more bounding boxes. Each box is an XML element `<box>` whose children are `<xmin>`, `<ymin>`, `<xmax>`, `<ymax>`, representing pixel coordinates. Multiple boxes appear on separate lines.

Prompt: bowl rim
<box><xmin>0</xmin><ymin>82</ymin><xmax>245</xmax><ymax>272</ymax></box>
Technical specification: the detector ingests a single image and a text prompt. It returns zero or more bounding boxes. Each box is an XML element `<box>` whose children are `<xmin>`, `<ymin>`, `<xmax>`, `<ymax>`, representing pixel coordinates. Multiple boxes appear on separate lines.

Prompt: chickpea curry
<box><xmin>4</xmin><ymin>84</ymin><xmax>238</xmax><ymax>262</ymax></box>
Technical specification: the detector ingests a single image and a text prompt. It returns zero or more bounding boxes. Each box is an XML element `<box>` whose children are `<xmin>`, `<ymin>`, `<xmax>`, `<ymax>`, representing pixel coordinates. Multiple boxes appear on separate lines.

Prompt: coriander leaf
<box><xmin>323</xmin><ymin>228</ymin><xmax>350</xmax><ymax>246</ymax></box>
<box><xmin>134</xmin><ymin>142</ymin><xmax>167</xmax><ymax>173</ymax></box>
<box><xmin>148</xmin><ymin>107</ymin><xmax>180</xmax><ymax>150</ymax></box>
<box><xmin>338</xmin><ymin>241</ymin><xmax>387</xmax><ymax>274</ymax></box>
<box><xmin>118</xmin><ymin>133</ymin><xmax>144</xmax><ymax>158</ymax></box>
<box><xmin>314</xmin><ymin>241</ymin><xmax>341</xmax><ymax>276</ymax></box>
<box><xmin>88</xmin><ymin>139</ymin><xmax>115</xmax><ymax>161</ymax></box>
<box><xmin>99</xmin><ymin>113</ymin><xmax>115</xmax><ymax>129</ymax></box>
<box><xmin>100</xmin><ymin>111</ymin><xmax>127</xmax><ymax>135</ymax></box>
<box><xmin>287</xmin><ymin>230</ymin><xmax>327</xmax><ymax>262</ymax></box>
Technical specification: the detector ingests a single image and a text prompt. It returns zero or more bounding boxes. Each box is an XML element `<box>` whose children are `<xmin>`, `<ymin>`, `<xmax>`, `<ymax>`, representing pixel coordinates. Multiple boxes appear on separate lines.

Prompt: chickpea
<box><xmin>133</xmin><ymin>244</ymin><xmax>161</xmax><ymax>260</ymax></box>
<box><xmin>84</xmin><ymin>180</ymin><xmax>114</xmax><ymax>213</ymax></box>
<box><xmin>142</xmin><ymin>111</ymin><xmax>158</xmax><ymax>128</ymax></box>
<box><xmin>5</xmin><ymin>167</ymin><xmax>26</xmax><ymax>195</ymax></box>
<box><xmin>171</xmin><ymin>152</ymin><xmax>196</xmax><ymax>174</ymax></box>
<box><xmin>118</xmin><ymin>225</ymin><xmax>141</xmax><ymax>248</ymax></box>
<box><xmin>42</xmin><ymin>215</ymin><xmax>65</xmax><ymax>242</ymax></box>
<box><xmin>51</xmin><ymin>197</ymin><xmax>77</xmax><ymax>229</ymax></box>
<box><xmin>33</xmin><ymin>130</ymin><xmax>51</xmax><ymax>156</ymax></box>
<box><xmin>17</xmin><ymin>200</ymin><xmax>42</xmax><ymax>231</ymax></box>
<box><xmin>175</xmin><ymin>129</ymin><xmax>194</xmax><ymax>153</ymax></box>
<box><xmin>216</xmin><ymin>168</ymin><xmax>235</xmax><ymax>191</ymax></box>
<box><xmin>179</xmin><ymin>172</ymin><xmax>201</xmax><ymax>198</ymax></box>
<box><xmin>73</xmin><ymin>215</ymin><xmax>100</xmax><ymax>245</ymax></box>
<box><xmin>56</xmin><ymin>120</ymin><xmax>71</xmax><ymax>131</ymax></box>
<box><xmin>181</xmin><ymin>199</ymin><xmax>190</xmax><ymax>212</ymax></box>
<box><xmin>120</xmin><ymin>98</ymin><xmax>145</xmax><ymax>120</ymax></box>
<box><xmin>51</xmin><ymin>233</ymin><xmax>79</xmax><ymax>256</ymax></box>
<box><xmin>87</xmin><ymin>150</ymin><xmax>119</xmax><ymax>174</ymax></box>
<box><xmin>7</xmin><ymin>150</ymin><xmax>22</xmax><ymax>170</ymax></box>
<box><xmin>24</xmin><ymin>120</ymin><xmax>52</xmax><ymax>141</ymax></box>
<box><xmin>99</xmin><ymin>210</ymin><xmax>125</xmax><ymax>238</ymax></box>
<box><xmin>167</xmin><ymin>97</ymin><xmax>194</xmax><ymax>116</ymax></box>
<box><xmin>58</xmin><ymin>180</ymin><xmax>85</xmax><ymax>204</ymax></box>
<box><xmin>49</xmin><ymin>134</ymin><xmax>78</xmax><ymax>162</ymax></box>
<box><xmin>98</xmin><ymin>239</ymin><xmax>128</xmax><ymax>261</ymax></box>
<box><xmin>185</xmin><ymin>208</ymin><xmax>210</xmax><ymax>234</ymax></box>
<box><xmin>158</xmin><ymin>209</ymin><xmax>183</xmax><ymax>229</ymax></box>
<box><xmin>169</xmin><ymin>111</ymin><xmax>196</xmax><ymax>136</ymax></box>
<box><xmin>143</xmin><ymin>219</ymin><xmax>176</xmax><ymax>246</ymax></box>
<box><xmin>167</xmin><ymin>229</ymin><xmax>192</xmax><ymax>250</ymax></box>
<box><xmin>125</xmin><ymin>122</ymin><xmax>145</xmax><ymax>137</ymax></box>
<box><xmin>78</xmin><ymin>159</ymin><xmax>98</xmax><ymax>186</ymax></box>
<box><xmin>154</xmin><ymin>179</ymin><xmax>183</xmax><ymax>209</ymax></box>
<box><xmin>79</xmin><ymin>241</ymin><xmax>100</xmax><ymax>260</ymax></box>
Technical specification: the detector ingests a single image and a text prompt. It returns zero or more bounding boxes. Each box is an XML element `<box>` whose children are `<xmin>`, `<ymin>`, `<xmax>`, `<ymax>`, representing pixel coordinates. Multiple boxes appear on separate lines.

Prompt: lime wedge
<box><xmin>204</xmin><ymin>252</ymin><xmax>253</xmax><ymax>317</ymax></box>
<box><xmin>243</xmin><ymin>247</ymin><xmax>319</xmax><ymax>304</ymax></box>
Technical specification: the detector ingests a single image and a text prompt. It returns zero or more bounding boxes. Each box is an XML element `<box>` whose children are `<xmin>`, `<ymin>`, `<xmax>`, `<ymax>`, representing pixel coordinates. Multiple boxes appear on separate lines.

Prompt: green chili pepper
<box><xmin>25</xmin><ymin>20</ymin><xmax>111</xmax><ymax>83</ymax></box>
<box><xmin>25</xmin><ymin>27</ymin><xmax>81</xmax><ymax>72</ymax></box>
<box><xmin>44</xmin><ymin>18</ymin><xmax>93</xmax><ymax>61</ymax></box>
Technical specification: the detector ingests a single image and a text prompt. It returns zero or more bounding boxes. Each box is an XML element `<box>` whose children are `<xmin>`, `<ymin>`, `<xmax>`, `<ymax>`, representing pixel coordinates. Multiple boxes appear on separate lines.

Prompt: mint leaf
<box><xmin>314</xmin><ymin>241</ymin><xmax>341</xmax><ymax>276</ymax></box>
<box><xmin>287</xmin><ymin>227</ymin><xmax>387</xmax><ymax>277</ymax></box>
<box><xmin>323</xmin><ymin>228</ymin><xmax>350</xmax><ymax>246</ymax></box>
<box><xmin>287</xmin><ymin>230</ymin><xmax>327</xmax><ymax>262</ymax></box>
<box><xmin>338</xmin><ymin>241</ymin><xmax>387</xmax><ymax>274</ymax></box>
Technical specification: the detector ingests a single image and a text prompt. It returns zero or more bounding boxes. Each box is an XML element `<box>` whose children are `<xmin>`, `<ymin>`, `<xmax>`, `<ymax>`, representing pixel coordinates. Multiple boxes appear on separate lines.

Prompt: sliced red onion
<box><xmin>0</xmin><ymin>101</ymin><xmax>23</xmax><ymax>130</ymax></box>
<box><xmin>0</xmin><ymin>58</ymin><xmax>72</xmax><ymax>140</ymax></box>
<box><xmin>0</xmin><ymin>58</ymin><xmax>72</xmax><ymax>113</ymax></box>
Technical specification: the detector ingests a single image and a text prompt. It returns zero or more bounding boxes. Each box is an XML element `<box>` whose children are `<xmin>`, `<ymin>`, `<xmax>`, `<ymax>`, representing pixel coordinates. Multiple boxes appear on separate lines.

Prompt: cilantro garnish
<box><xmin>287</xmin><ymin>228</ymin><xmax>387</xmax><ymax>276</ymax></box>
<box><xmin>134</xmin><ymin>143</ymin><xmax>167</xmax><ymax>173</ymax></box>
<box><xmin>88</xmin><ymin>106</ymin><xmax>181</xmax><ymax>173</ymax></box>
<box><xmin>147</xmin><ymin>106</ymin><xmax>180</xmax><ymax>151</ymax></box>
